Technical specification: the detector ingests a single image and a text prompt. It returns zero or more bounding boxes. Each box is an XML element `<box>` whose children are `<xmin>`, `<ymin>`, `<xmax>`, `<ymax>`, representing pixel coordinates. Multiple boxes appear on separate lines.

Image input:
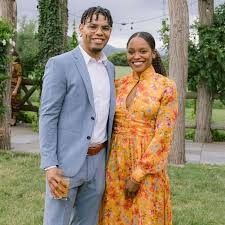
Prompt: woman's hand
<box><xmin>124</xmin><ymin>177</ymin><xmax>141</xmax><ymax>199</ymax></box>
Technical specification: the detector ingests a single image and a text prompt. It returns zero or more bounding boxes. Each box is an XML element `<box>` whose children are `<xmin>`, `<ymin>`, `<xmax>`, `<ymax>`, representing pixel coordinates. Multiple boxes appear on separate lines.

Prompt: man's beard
<box><xmin>92</xmin><ymin>46</ymin><xmax>104</xmax><ymax>53</ymax></box>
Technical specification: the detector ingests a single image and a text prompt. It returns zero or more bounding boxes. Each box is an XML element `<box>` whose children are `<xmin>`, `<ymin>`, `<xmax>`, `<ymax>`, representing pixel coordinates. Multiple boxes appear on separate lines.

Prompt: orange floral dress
<box><xmin>99</xmin><ymin>66</ymin><xmax>178</xmax><ymax>225</ymax></box>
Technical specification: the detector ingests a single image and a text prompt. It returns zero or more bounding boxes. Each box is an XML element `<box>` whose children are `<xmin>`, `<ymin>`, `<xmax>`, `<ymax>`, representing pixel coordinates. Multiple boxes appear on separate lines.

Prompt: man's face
<box><xmin>79</xmin><ymin>14</ymin><xmax>112</xmax><ymax>58</ymax></box>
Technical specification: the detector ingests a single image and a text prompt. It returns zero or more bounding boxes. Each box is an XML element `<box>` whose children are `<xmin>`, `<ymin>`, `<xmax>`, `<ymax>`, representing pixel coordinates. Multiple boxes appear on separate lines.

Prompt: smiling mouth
<box><xmin>132</xmin><ymin>61</ymin><xmax>144</xmax><ymax>66</ymax></box>
<box><xmin>92</xmin><ymin>38</ymin><xmax>104</xmax><ymax>44</ymax></box>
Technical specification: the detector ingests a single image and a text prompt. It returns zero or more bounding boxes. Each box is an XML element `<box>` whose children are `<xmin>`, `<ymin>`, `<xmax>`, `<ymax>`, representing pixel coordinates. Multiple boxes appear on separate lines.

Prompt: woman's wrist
<box><xmin>130</xmin><ymin>176</ymin><xmax>141</xmax><ymax>185</ymax></box>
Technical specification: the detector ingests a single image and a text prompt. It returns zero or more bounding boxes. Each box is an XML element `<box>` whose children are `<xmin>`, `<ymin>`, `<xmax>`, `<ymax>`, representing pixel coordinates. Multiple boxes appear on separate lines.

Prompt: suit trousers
<box><xmin>43</xmin><ymin>148</ymin><xmax>106</xmax><ymax>225</ymax></box>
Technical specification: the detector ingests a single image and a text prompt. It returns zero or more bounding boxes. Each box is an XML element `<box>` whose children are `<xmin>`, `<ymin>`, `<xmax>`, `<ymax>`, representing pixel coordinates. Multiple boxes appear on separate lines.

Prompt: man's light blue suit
<box><xmin>39</xmin><ymin>46</ymin><xmax>115</xmax><ymax>225</ymax></box>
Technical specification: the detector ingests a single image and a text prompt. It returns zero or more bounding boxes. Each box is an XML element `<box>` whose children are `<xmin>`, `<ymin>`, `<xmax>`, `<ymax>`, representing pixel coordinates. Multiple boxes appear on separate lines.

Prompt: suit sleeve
<box><xmin>39</xmin><ymin>58</ymin><xmax>67</xmax><ymax>169</ymax></box>
<box><xmin>131</xmin><ymin>81</ymin><xmax>178</xmax><ymax>182</ymax></box>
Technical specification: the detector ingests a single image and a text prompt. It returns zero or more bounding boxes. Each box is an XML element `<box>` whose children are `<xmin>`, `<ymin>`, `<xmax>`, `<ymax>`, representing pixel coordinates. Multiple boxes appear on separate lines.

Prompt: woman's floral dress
<box><xmin>99</xmin><ymin>66</ymin><xmax>178</xmax><ymax>225</ymax></box>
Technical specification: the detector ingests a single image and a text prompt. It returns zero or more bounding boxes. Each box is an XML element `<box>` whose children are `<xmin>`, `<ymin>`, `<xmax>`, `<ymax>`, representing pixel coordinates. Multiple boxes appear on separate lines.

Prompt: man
<box><xmin>39</xmin><ymin>6</ymin><xmax>115</xmax><ymax>225</ymax></box>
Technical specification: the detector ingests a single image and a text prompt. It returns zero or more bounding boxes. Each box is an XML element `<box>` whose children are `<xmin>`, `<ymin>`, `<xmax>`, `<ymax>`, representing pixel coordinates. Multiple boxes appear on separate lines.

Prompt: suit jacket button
<box><xmin>91</xmin><ymin>117</ymin><xmax>95</xmax><ymax>120</ymax></box>
<box><xmin>87</xmin><ymin>136</ymin><xmax>91</xmax><ymax>140</ymax></box>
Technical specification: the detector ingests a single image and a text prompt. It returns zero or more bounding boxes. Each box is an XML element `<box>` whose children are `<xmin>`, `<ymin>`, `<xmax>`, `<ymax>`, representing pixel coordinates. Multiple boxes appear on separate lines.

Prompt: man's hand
<box><xmin>46</xmin><ymin>167</ymin><xmax>65</xmax><ymax>199</ymax></box>
<box><xmin>124</xmin><ymin>177</ymin><xmax>141</xmax><ymax>199</ymax></box>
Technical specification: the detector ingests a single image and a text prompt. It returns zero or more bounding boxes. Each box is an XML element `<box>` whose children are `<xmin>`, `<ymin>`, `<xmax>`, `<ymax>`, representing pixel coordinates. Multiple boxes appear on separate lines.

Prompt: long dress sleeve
<box><xmin>131</xmin><ymin>81</ymin><xmax>178</xmax><ymax>182</ymax></box>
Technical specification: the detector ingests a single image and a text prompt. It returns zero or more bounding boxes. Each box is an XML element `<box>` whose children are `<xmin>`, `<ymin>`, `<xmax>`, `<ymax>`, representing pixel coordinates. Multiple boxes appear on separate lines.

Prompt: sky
<box><xmin>16</xmin><ymin>0</ymin><xmax>225</xmax><ymax>48</ymax></box>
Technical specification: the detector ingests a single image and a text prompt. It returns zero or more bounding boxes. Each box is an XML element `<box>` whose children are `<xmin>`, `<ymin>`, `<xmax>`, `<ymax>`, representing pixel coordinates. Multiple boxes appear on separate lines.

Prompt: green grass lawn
<box><xmin>115</xmin><ymin>66</ymin><xmax>131</xmax><ymax>78</ymax></box>
<box><xmin>1</xmin><ymin>151</ymin><xmax>225</xmax><ymax>225</ymax></box>
<box><xmin>186</xmin><ymin>108</ymin><xmax>225</xmax><ymax>125</ymax></box>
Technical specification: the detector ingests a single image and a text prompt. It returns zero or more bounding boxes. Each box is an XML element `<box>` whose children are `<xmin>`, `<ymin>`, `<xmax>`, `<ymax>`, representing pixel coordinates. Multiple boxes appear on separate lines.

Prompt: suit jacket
<box><xmin>39</xmin><ymin>47</ymin><xmax>116</xmax><ymax>177</ymax></box>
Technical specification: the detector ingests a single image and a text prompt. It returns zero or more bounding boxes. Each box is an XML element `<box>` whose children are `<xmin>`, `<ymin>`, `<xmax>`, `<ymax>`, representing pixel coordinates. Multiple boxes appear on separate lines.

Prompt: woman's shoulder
<box><xmin>155</xmin><ymin>73</ymin><xmax>177</xmax><ymax>89</ymax></box>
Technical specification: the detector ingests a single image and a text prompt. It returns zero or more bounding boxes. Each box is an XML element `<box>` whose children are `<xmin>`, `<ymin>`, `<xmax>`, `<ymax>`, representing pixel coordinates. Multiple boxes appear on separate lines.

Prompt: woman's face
<box><xmin>127</xmin><ymin>37</ymin><xmax>155</xmax><ymax>74</ymax></box>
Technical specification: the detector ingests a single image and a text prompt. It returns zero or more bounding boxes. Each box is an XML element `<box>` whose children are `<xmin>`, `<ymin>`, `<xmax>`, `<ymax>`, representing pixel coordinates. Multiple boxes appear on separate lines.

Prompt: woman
<box><xmin>99</xmin><ymin>32</ymin><xmax>178</xmax><ymax>225</ymax></box>
<box><xmin>11</xmin><ymin>50</ymin><xmax>22</xmax><ymax>125</ymax></box>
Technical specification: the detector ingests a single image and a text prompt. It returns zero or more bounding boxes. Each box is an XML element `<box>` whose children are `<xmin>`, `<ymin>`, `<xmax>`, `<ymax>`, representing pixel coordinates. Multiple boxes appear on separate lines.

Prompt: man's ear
<box><xmin>79</xmin><ymin>24</ymin><xmax>83</xmax><ymax>37</ymax></box>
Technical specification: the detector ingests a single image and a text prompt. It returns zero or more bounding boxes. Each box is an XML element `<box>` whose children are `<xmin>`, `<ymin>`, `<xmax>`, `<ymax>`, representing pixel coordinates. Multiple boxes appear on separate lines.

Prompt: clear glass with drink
<box><xmin>54</xmin><ymin>177</ymin><xmax>70</xmax><ymax>200</ymax></box>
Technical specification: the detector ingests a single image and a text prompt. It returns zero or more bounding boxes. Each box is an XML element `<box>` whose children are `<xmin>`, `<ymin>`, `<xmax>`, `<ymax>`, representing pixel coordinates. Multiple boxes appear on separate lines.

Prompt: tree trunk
<box><xmin>195</xmin><ymin>82</ymin><xmax>213</xmax><ymax>142</ymax></box>
<box><xmin>61</xmin><ymin>0</ymin><xmax>68</xmax><ymax>50</ymax></box>
<box><xmin>0</xmin><ymin>81</ymin><xmax>11</xmax><ymax>150</ymax></box>
<box><xmin>0</xmin><ymin>0</ymin><xmax>16</xmax><ymax>150</ymax></box>
<box><xmin>168</xmin><ymin>0</ymin><xmax>189</xmax><ymax>164</ymax></box>
<box><xmin>195</xmin><ymin>0</ymin><xmax>214</xmax><ymax>143</ymax></box>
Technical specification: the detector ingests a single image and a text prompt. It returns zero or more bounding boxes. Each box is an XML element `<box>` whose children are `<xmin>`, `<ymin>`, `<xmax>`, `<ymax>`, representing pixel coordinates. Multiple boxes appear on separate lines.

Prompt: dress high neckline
<box><xmin>132</xmin><ymin>65</ymin><xmax>155</xmax><ymax>81</ymax></box>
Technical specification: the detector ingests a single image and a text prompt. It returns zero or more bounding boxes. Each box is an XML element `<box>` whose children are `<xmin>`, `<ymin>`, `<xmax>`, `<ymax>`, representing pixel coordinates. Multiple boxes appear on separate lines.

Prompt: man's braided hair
<box><xmin>81</xmin><ymin>6</ymin><xmax>113</xmax><ymax>27</ymax></box>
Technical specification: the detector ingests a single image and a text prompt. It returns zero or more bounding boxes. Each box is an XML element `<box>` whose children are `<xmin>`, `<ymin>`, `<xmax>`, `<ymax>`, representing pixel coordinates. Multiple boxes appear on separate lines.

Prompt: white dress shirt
<box><xmin>79</xmin><ymin>45</ymin><xmax>110</xmax><ymax>144</ymax></box>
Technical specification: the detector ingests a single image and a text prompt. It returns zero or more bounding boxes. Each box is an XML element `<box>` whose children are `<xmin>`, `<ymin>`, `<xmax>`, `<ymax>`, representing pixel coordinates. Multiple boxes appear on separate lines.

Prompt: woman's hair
<box><xmin>81</xmin><ymin>6</ymin><xmax>113</xmax><ymax>27</ymax></box>
<box><xmin>152</xmin><ymin>49</ymin><xmax>167</xmax><ymax>76</ymax></box>
<box><xmin>127</xmin><ymin>32</ymin><xmax>167</xmax><ymax>76</ymax></box>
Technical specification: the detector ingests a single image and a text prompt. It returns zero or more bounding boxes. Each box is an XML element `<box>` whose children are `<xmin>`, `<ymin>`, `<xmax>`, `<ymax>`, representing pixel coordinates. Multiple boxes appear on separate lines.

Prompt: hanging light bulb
<box><xmin>130</xmin><ymin>22</ymin><xmax>134</xmax><ymax>30</ymax></box>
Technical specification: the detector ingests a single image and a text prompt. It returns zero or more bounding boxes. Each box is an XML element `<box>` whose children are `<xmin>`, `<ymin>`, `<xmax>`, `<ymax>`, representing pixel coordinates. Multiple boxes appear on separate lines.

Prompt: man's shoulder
<box><xmin>51</xmin><ymin>49</ymin><xmax>76</xmax><ymax>61</ymax></box>
<box><xmin>47</xmin><ymin>47</ymin><xmax>80</xmax><ymax>66</ymax></box>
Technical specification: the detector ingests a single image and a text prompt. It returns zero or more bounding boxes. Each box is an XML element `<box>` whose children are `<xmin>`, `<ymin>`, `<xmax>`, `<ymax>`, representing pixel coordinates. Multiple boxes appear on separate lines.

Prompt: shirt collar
<box><xmin>79</xmin><ymin>45</ymin><xmax>107</xmax><ymax>65</ymax></box>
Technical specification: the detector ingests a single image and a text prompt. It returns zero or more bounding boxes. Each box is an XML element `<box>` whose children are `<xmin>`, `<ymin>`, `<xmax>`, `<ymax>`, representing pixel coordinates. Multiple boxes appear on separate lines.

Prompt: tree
<box><xmin>38</xmin><ymin>0</ymin><xmax>68</xmax><ymax>81</ymax></box>
<box><xmin>168</xmin><ymin>0</ymin><xmax>189</xmax><ymax>164</ymax></box>
<box><xmin>0</xmin><ymin>0</ymin><xmax>16</xmax><ymax>150</ymax></box>
<box><xmin>188</xmin><ymin>2</ymin><xmax>225</xmax><ymax>142</ymax></box>
<box><xmin>0</xmin><ymin>0</ymin><xmax>16</xmax><ymax>25</ymax></box>
<box><xmin>16</xmin><ymin>17</ymin><xmax>39</xmax><ymax>77</ymax></box>
<box><xmin>194</xmin><ymin>0</ymin><xmax>214</xmax><ymax>143</ymax></box>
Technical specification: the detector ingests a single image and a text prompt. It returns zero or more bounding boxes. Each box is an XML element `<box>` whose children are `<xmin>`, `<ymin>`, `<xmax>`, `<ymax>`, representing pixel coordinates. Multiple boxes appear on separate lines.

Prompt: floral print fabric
<box><xmin>99</xmin><ymin>66</ymin><xmax>178</xmax><ymax>225</ymax></box>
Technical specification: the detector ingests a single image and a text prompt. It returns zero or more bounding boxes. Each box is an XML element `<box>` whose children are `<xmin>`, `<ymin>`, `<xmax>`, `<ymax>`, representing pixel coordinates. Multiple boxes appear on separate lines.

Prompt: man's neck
<box><xmin>80</xmin><ymin>44</ymin><xmax>102</xmax><ymax>60</ymax></box>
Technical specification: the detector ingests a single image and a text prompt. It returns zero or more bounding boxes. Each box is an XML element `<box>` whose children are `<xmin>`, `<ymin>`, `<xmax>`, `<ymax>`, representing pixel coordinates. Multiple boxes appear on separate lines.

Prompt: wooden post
<box><xmin>168</xmin><ymin>0</ymin><xmax>189</xmax><ymax>164</ymax></box>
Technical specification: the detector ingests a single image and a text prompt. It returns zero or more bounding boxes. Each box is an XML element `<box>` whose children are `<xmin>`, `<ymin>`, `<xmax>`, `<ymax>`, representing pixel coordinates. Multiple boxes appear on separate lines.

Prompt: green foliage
<box><xmin>16</xmin><ymin>17</ymin><xmax>39</xmax><ymax>77</ymax></box>
<box><xmin>108</xmin><ymin>51</ymin><xmax>128</xmax><ymax>66</ymax></box>
<box><xmin>159</xmin><ymin>4</ymin><xmax>225</xmax><ymax>103</ymax></box>
<box><xmin>70</xmin><ymin>31</ymin><xmax>78</xmax><ymax>49</ymax></box>
<box><xmin>185</xmin><ymin>99</ymin><xmax>195</xmax><ymax>109</ymax></box>
<box><xmin>188</xmin><ymin>3</ymin><xmax>225</xmax><ymax>103</ymax></box>
<box><xmin>211</xmin><ymin>130</ymin><xmax>225</xmax><ymax>142</ymax></box>
<box><xmin>0</xmin><ymin>18</ymin><xmax>14</xmax><ymax>118</ymax></box>
<box><xmin>158</xmin><ymin>19</ymin><xmax>169</xmax><ymax>53</ymax></box>
<box><xmin>38</xmin><ymin>0</ymin><xmax>68</xmax><ymax>80</ymax></box>
<box><xmin>68</xmin><ymin>20</ymin><xmax>79</xmax><ymax>50</ymax></box>
<box><xmin>185</xmin><ymin>129</ymin><xmax>195</xmax><ymax>140</ymax></box>
<box><xmin>17</xmin><ymin>111</ymin><xmax>39</xmax><ymax>132</ymax></box>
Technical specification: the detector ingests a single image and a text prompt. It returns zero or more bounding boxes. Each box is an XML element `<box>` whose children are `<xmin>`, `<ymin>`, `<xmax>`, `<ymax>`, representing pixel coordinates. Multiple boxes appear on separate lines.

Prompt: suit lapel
<box><xmin>71</xmin><ymin>48</ymin><xmax>95</xmax><ymax>111</ymax></box>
